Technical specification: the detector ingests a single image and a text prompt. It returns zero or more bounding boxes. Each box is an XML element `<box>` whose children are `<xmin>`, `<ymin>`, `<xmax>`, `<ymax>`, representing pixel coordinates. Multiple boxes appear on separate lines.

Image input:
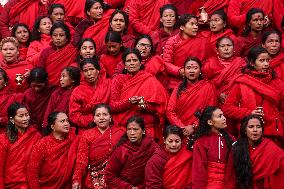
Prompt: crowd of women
<box><xmin>0</xmin><ymin>0</ymin><xmax>284</xmax><ymax>188</ymax></box>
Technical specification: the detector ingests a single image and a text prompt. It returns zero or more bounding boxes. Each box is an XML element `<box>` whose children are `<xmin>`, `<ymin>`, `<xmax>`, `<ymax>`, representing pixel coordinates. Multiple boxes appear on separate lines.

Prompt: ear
<box><xmin>180</xmin><ymin>25</ymin><xmax>184</xmax><ymax>31</ymax></box>
<box><xmin>142</xmin><ymin>130</ymin><xmax>146</xmax><ymax>135</ymax></box>
<box><xmin>261</xmin><ymin>44</ymin><xmax>265</xmax><ymax>48</ymax></box>
<box><xmin>51</xmin><ymin>124</ymin><xmax>55</xmax><ymax>131</ymax></box>
<box><xmin>207</xmin><ymin>119</ymin><xmax>213</xmax><ymax>126</ymax></box>
<box><xmin>87</xmin><ymin>10</ymin><xmax>91</xmax><ymax>17</ymax></box>
<box><xmin>160</xmin><ymin>18</ymin><xmax>163</xmax><ymax>23</ymax></box>
<box><xmin>9</xmin><ymin>117</ymin><xmax>14</xmax><ymax>124</ymax></box>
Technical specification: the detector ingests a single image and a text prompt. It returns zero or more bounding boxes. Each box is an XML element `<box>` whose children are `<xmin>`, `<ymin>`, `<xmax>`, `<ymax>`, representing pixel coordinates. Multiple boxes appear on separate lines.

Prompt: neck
<box><xmin>16</xmin><ymin>126</ymin><xmax>26</xmax><ymax>134</ymax></box>
<box><xmin>248</xmin><ymin>138</ymin><xmax>262</xmax><ymax>147</ymax></box>
<box><xmin>98</xmin><ymin>126</ymin><xmax>109</xmax><ymax>134</ymax></box>
<box><xmin>251</xmin><ymin>30</ymin><xmax>261</xmax><ymax>39</ymax></box>
<box><xmin>164</xmin><ymin>27</ymin><xmax>174</xmax><ymax>34</ymax></box>
<box><xmin>211</xmin><ymin>127</ymin><xmax>220</xmax><ymax>134</ymax></box>
<box><xmin>212</xmin><ymin>29</ymin><xmax>224</xmax><ymax>35</ymax></box>
<box><xmin>181</xmin><ymin>32</ymin><xmax>194</xmax><ymax>40</ymax></box>
<box><xmin>187</xmin><ymin>78</ymin><xmax>199</xmax><ymax>84</ymax></box>
<box><xmin>52</xmin><ymin>132</ymin><xmax>66</xmax><ymax>140</ymax></box>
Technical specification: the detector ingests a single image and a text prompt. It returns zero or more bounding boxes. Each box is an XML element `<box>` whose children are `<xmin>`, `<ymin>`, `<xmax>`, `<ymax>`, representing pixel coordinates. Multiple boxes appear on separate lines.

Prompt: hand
<box><xmin>72</xmin><ymin>183</ymin><xmax>81</xmax><ymax>189</ymax></box>
<box><xmin>198</xmin><ymin>8</ymin><xmax>208</xmax><ymax>24</ymax></box>
<box><xmin>129</xmin><ymin>96</ymin><xmax>143</xmax><ymax>104</ymax></box>
<box><xmin>40</xmin><ymin>0</ymin><xmax>49</xmax><ymax>5</ymax></box>
<box><xmin>132</xmin><ymin>187</ymin><xmax>138</xmax><ymax>189</ymax></box>
<box><xmin>218</xmin><ymin>93</ymin><xmax>227</xmax><ymax>104</ymax></box>
<box><xmin>264</xmin><ymin>16</ymin><xmax>270</xmax><ymax>27</ymax></box>
<box><xmin>23</xmin><ymin>69</ymin><xmax>30</xmax><ymax>79</ymax></box>
<box><xmin>252</xmin><ymin>107</ymin><xmax>264</xmax><ymax>116</ymax></box>
<box><xmin>183</xmin><ymin>125</ymin><xmax>195</xmax><ymax>136</ymax></box>
<box><xmin>179</xmin><ymin>69</ymin><xmax>185</xmax><ymax>77</ymax></box>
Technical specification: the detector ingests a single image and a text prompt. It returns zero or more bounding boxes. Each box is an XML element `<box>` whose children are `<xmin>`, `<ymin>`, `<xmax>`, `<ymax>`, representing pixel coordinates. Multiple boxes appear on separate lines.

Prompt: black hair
<box><xmin>88</xmin><ymin>103</ymin><xmax>112</xmax><ymax>127</ymax></box>
<box><xmin>7</xmin><ymin>103</ymin><xmax>28</xmax><ymax>143</ymax></box>
<box><xmin>50</xmin><ymin>21</ymin><xmax>71</xmax><ymax>42</ymax></box>
<box><xmin>109</xmin><ymin>9</ymin><xmax>129</xmax><ymax>34</ymax></box>
<box><xmin>79</xmin><ymin>57</ymin><xmax>101</xmax><ymax>71</ymax></box>
<box><xmin>122</xmin><ymin>48</ymin><xmax>144</xmax><ymax>74</ymax></box>
<box><xmin>210</xmin><ymin>9</ymin><xmax>227</xmax><ymax>24</ymax></box>
<box><xmin>163</xmin><ymin>125</ymin><xmax>183</xmax><ymax>140</ymax></box>
<box><xmin>261</xmin><ymin>30</ymin><xmax>282</xmax><ymax>45</ymax></box>
<box><xmin>62</xmin><ymin>66</ymin><xmax>81</xmax><ymax>86</ymax></box>
<box><xmin>11</xmin><ymin>23</ymin><xmax>31</xmax><ymax>46</ymax></box>
<box><xmin>134</xmin><ymin>34</ymin><xmax>155</xmax><ymax>55</ymax></box>
<box><xmin>159</xmin><ymin>4</ymin><xmax>178</xmax><ymax>28</ymax></box>
<box><xmin>178</xmin><ymin>14</ymin><xmax>198</xmax><ymax>27</ymax></box>
<box><xmin>216</xmin><ymin>36</ymin><xmax>234</xmax><ymax>48</ymax></box>
<box><xmin>177</xmin><ymin>57</ymin><xmax>202</xmax><ymax>97</ymax></box>
<box><xmin>242</xmin><ymin>8</ymin><xmax>264</xmax><ymax>36</ymax></box>
<box><xmin>105</xmin><ymin>30</ymin><xmax>122</xmax><ymax>43</ymax></box>
<box><xmin>43</xmin><ymin>111</ymin><xmax>65</xmax><ymax>136</ymax></box>
<box><xmin>0</xmin><ymin>68</ymin><xmax>9</xmax><ymax>83</ymax></box>
<box><xmin>232</xmin><ymin>114</ymin><xmax>264</xmax><ymax>189</ymax></box>
<box><xmin>48</xmin><ymin>3</ymin><xmax>65</xmax><ymax>15</ymax></box>
<box><xmin>187</xmin><ymin>106</ymin><xmax>234</xmax><ymax>150</ymax></box>
<box><xmin>27</xmin><ymin>67</ymin><xmax>48</xmax><ymax>84</ymax></box>
<box><xmin>31</xmin><ymin>16</ymin><xmax>52</xmax><ymax>42</ymax></box>
<box><xmin>281</xmin><ymin>16</ymin><xmax>284</xmax><ymax>30</ymax></box>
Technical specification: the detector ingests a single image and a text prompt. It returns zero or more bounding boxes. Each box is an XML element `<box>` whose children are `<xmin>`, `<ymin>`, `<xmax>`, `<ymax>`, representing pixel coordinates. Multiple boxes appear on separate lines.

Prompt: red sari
<box><xmin>273</xmin><ymin>0</ymin><xmax>284</xmax><ymax>32</ymax></box>
<box><xmin>167</xmin><ymin>80</ymin><xmax>217</xmax><ymax>128</ymax></box>
<box><xmin>270</xmin><ymin>52</ymin><xmax>284</xmax><ymax>82</ymax></box>
<box><xmin>27</xmin><ymin>129</ymin><xmax>78</xmax><ymax>189</ymax></box>
<box><xmin>100</xmin><ymin>52</ymin><xmax>123</xmax><ymax>78</ymax></box>
<box><xmin>105</xmin><ymin>135</ymin><xmax>158</xmax><ymax>188</ymax></box>
<box><xmin>69</xmin><ymin>77</ymin><xmax>111</xmax><ymax>130</ymax></box>
<box><xmin>237</xmin><ymin>33</ymin><xmax>262</xmax><ymax>57</ymax></box>
<box><xmin>110</xmin><ymin>71</ymin><xmax>168</xmax><ymax>139</ymax></box>
<box><xmin>38</xmin><ymin>43</ymin><xmax>77</xmax><ymax>85</ymax></box>
<box><xmin>72</xmin><ymin>126</ymin><xmax>124</xmax><ymax>188</ymax></box>
<box><xmin>187</xmin><ymin>0</ymin><xmax>229</xmax><ymax>15</ymax></box>
<box><xmin>53</xmin><ymin>0</ymin><xmax>86</xmax><ymax>21</ymax></box>
<box><xmin>0</xmin><ymin>126</ymin><xmax>41</xmax><ymax>188</ymax></box>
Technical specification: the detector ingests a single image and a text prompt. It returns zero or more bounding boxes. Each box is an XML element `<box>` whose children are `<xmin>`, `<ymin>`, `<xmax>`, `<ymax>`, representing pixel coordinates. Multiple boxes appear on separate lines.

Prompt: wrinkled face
<box><xmin>80</xmin><ymin>41</ymin><xmax>96</xmax><ymax>58</ymax></box>
<box><xmin>184</xmin><ymin>60</ymin><xmax>201</xmax><ymax>82</ymax></box>
<box><xmin>124</xmin><ymin>53</ymin><xmax>141</xmax><ymax>74</ymax></box>
<box><xmin>165</xmin><ymin>134</ymin><xmax>182</xmax><ymax>153</ymax></box>
<box><xmin>181</xmin><ymin>18</ymin><xmax>198</xmax><ymax>37</ymax></box>
<box><xmin>38</xmin><ymin>17</ymin><xmax>52</xmax><ymax>35</ymax></box>
<box><xmin>246</xmin><ymin>118</ymin><xmax>263</xmax><ymax>144</ymax></box>
<box><xmin>82</xmin><ymin>63</ymin><xmax>99</xmax><ymax>84</ymax></box>
<box><xmin>210</xmin><ymin>14</ymin><xmax>225</xmax><ymax>33</ymax></box>
<box><xmin>0</xmin><ymin>73</ymin><xmax>6</xmax><ymax>90</ymax></box>
<box><xmin>253</xmin><ymin>52</ymin><xmax>270</xmax><ymax>72</ymax></box>
<box><xmin>106</xmin><ymin>41</ymin><xmax>121</xmax><ymax>56</ymax></box>
<box><xmin>15</xmin><ymin>26</ymin><xmax>29</xmax><ymax>44</ymax></box>
<box><xmin>1</xmin><ymin>42</ymin><xmax>19</xmax><ymax>63</ymax></box>
<box><xmin>127</xmin><ymin>121</ymin><xmax>144</xmax><ymax>144</ymax></box>
<box><xmin>217</xmin><ymin>38</ymin><xmax>234</xmax><ymax>59</ymax></box>
<box><xmin>52</xmin><ymin>28</ymin><xmax>68</xmax><ymax>47</ymax></box>
<box><xmin>209</xmin><ymin>109</ymin><xmax>227</xmax><ymax>131</ymax></box>
<box><xmin>60</xmin><ymin>69</ymin><xmax>73</xmax><ymax>88</ymax></box>
<box><xmin>12</xmin><ymin>108</ymin><xmax>30</xmax><ymax>130</ymax></box>
<box><xmin>93</xmin><ymin>107</ymin><xmax>111</xmax><ymax>130</ymax></box>
<box><xmin>30</xmin><ymin>81</ymin><xmax>46</xmax><ymax>93</ymax></box>
<box><xmin>50</xmin><ymin>7</ymin><xmax>65</xmax><ymax>22</ymax></box>
<box><xmin>249</xmin><ymin>13</ymin><xmax>264</xmax><ymax>32</ymax></box>
<box><xmin>87</xmin><ymin>2</ymin><xmax>103</xmax><ymax>21</ymax></box>
<box><xmin>52</xmin><ymin>113</ymin><xmax>70</xmax><ymax>135</ymax></box>
<box><xmin>160</xmin><ymin>9</ymin><xmax>176</xmax><ymax>28</ymax></box>
<box><xmin>262</xmin><ymin>33</ymin><xmax>281</xmax><ymax>55</ymax></box>
<box><xmin>110</xmin><ymin>13</ymin><xmax>126</xmax><ymax>33</ymax></box>
<box><xmin>136</xmin><ymin>38</ymin><xmax>151</xmax><ymax>58</ymax></box>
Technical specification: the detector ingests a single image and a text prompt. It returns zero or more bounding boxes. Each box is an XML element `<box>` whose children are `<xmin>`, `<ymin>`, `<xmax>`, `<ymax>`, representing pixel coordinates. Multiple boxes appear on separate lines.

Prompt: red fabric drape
<box><xmin>53</xmin><ymin>0</ymin><xmax>86</xmax><ymax>20</ymax></box>
<box><xmin>100</xmin><ymin>52</ymin><xmax>123</xmax><ymax>78</ymax></box>
<box><xmin>237</xmin><ymin>34</ymin><xmax>262</xmax><ymax>57</ymax></box>
<box><xmin>188</xmin><ymin>0</ymin><xmax>229</xmax><ymax>15</ymax></box>
<box><xmin>270</xmin><ymin>52</ymin><xmax>284</xmax><ymax>82</ymax></box>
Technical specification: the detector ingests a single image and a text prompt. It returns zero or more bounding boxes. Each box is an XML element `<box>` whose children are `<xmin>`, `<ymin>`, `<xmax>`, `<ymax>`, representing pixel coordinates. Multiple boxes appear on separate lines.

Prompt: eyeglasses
<box><xmin>137</xmin><ymin>43</ymin><xmax>151</xmax><ymax>49</ymax></box>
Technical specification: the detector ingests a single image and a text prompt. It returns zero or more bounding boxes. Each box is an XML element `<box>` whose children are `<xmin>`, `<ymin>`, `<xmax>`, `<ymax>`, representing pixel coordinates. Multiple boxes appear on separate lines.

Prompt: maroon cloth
<box><xmin>168</xmin><ymin>0</ymin><xmax>195</xmax><ymax>15</ymax></box>
<box><xmin>0</xmin><ymin>126</ymin><xmax>41</xmax><ymax>188</ymax></box>
<box><xmin>73</xmin><ymin>18</ymin><xmax>93</xmax><ymax>46</ymax></box>
<box><xmin>270</xmin><ymin>52</ymin><xmax>284</xmax><ymax>82</ymax></box>
<box><xmin>187</xmin><ymin>0</ymin><xmax>229</xmax><ymax>15</ymax></box>
<box><xmin>72</xmin><ymin>126</ymin><xmax>124</xmax><ymax>188</ymax></box>
<box><xmin>100</xmin><ymin>52</ymin><xmax>123</xmax><ymax>78</ymax></box>
<box><xmin>237</xmin><ymin>33</ymin><xmax>262</xmax><ymax>57</ymax></box>
<box><xmin>19</xmin><ymin>46</ymin><xmax>28</xmax><ymax>60</ymax></box>
<box><xmin>105</xmin><ymin>135</ymin><xmax>159</xmax><ymax>189</ymax></box>
<box><xmin>122</xmin><ymin>34</ymin><xmax>135</xmax><ymax>49</ymax></box>
<box><xmin>27</xmin><ymin>130</ymin><xmax>78</xmax><ymax>189</ymax></box>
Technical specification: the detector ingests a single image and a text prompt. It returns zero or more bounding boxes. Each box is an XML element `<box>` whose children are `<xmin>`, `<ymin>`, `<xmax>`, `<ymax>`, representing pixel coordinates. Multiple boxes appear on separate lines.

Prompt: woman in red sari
<box><xmin>43</xmin><ymin>66</ymin><xmax>80</xmax><ymax>128</ymax></box>
<box><xmin>189</xmin><ymin>106</ymin><xmax>235</xmax><ymax>189</ymax></box>
<box><xmin>145</xmin><ymin>125</ymin><xmax>193</xmax><ymax>188</ymax></box>
<box><xmin>27</xmin><ymin>16</ymin><xmax>52</xmax><ymax>66</ymax></box>
<box><xmin>39</xmin><ymin>21</ymin><xmax>77</xmax><ymax>85</ymax></box>
<box><xmin>262</xmin><ymin>31</ymin><xmax>284</xmax><ymax>82</ymax></box>
<box><xmin>28</xmin><ymin>111</ymin><xmax>78</xmax><ymax>189</ymax></box>
<box><xmin>163</xmin><ymin>14</ymin><xmax>213</xmax><ymax>92</ymax></box>
<box><xmin>167</xmin><ymin>57</ymin><xmax>217</xmax><ymax>136</ymax></box>
<box><xmin>105</xmin><ymin>116</ymin><xmax>159</xmax><ymax>189</ymax></box>
<box><xmin>110</xmin><ymin>48</ymin><xmax>168</xmax><ymax>140</ymax></box>
<box><xmin>11</xmin><ymin>23</ymin><xmax>31</xmax><ymax>60</ymax></box>
<box><xmin>223</xmin><ymin>46</ymin><xmax>284</xmax><ymax>146</ymax></box>
<box><xmin>232</xmin><ymin>114</ymin><xmax>284</xmax><ymax>189</ymax></box>
<box><xmin>72</xmin><ymin>104</ymin><xmax>124</xmax><ymax>189</ymax></box>
<box><xmin>69</xmin><ymin>58</ymin><xmax>110</xmax><ymax>132</ymax></box>
<box><xmin>0</xmin><ymin>37</ymin><xmax>33</xmax><ymax>92</ymax></box>
<box><xmin>0</xmin><ymin>102</ymin><xmax>41</xmax><ymax>188</ymax></box>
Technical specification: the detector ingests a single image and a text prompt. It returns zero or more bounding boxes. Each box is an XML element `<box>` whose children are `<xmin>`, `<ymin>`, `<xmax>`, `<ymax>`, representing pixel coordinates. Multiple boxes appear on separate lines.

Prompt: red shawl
<box><xmin>168</xmin><ymin>0</ymin><xmax>195</xmax><ymax>15</ymax></box>
<box><xmin>19</xmin><ymin>46</ymin><xmax>28</xmax><ymax>60</ymax></box>
<box><xmin>53</xmin><ymin>0</ymin><xmax>86</xmax><ymax>20</ymax></box>
<box><xmin>238</xmin><ymin>34</ymin><xmax>262</xmax><ymax>57</ymax></box>
<box><xmin>167</xmin><ymin>80</ymin><xmax>217</xmax><ymax>128</ymax></box>
<box><xmin>0</xmin><ymin>126</ymin><xmax>41</xmax><ymax>188</ymax></box>
<box><xmin>270</xmin><ymin>52</ymin><xmax>284</xmax><ymax>82</ymax></box>
<box><xmin>250</xmin><ymin>138</ymin><xmax>284</xmax><ymax>189</ymax></box>
<box><xmin>122</xmin><ymin>34</ymin><xmax>135</xmax><ymax>49</ymax></box>
<box><xmin>163</xmin><ymin>146</ymin><xmax>193</xmax><ymax>188</ymax></box>
<box><xmin>27</xmin><ymin>130</ymin><xmax>78</xmax><ymax>189</ymax></box>
<box><xmin>273</xmin><ymin>0</ymin><xmax>284</xmax><ymax>32</ymax></box>
<box><xmin>100</xmin><ymin>52</ymin><xmax>123</xmax><ymax>78</ymax></box>
<box><xmin>82</xmin><ymin>9</ymin><xmax>114</xmax><ymax>55</ymax></box>
<box><xmin>188</xmin><ymin>0</ymin><xmax>229</xmax><ymax>15</ymax></box>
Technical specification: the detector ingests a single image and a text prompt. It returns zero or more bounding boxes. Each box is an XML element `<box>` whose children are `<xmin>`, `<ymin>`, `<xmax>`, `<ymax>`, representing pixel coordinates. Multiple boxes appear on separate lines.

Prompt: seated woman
<box><xmin>232</xmin><ymin>114</ymin><xmax>284</xmax><ymax>189</ymax></box>
<box><xmin>189</xmin><ymin>106</ymin><xmax>235</xmax><ymax>189</ymax></box>
<box><xmin>0</xmin><ymin>37</ymin><xmax>33</xmax><ymax>92</ymax></box>
<box><xmin>11</xmin><ymin>23</ymin><xmax>31</xmax><ymax>60</ymax></box>
<box><xmin>223</xmin><ymin>46</ymin><xmax>284</xmax><ymax>146</ymax></box>
<box><xmin>27</xmin><ymin>16</ymin><xmax>52</xmax><ymax>66</ymax></box>
<box><xmin>163</xmin><ymin>14</ymin><xmax>213</xmax><ymax>92</ymax></box>
<box><xmin>43</xmin><ymin>66</ymin><xmax>80</xmax><ymax>128</ymax></box>
<box><xmin>167</xmin><ymin>57</ymin><xmax>217</xmax><ymax>136</ymax></box>
<box><xmin>145</xmin><ymin>125</ymin><xmax>193</xmax><ymax>188</ymax></box>
<box><xmin>69</xmin><ymin>58</ymin><xmax>110</xmax><ymax>132</ymax></box>
<box><xmin>105</xmin><ymin>116</ymin><xmax>159</xmax><ymax>189</ymax></box>
<box><xmin>203</xmin><ymin>37</ymin><xmax>246</xmax><ymax>105</ymax></box>
<box><xmin>27</xmin><ymin>111</ymin><xmax>78</xmax><ymax>189</ymax></box>
<box><xmin>237</xmin><ymin>8</ymin><xmax>265</xmax><ymax>57</ymax></box>
<box><xmin>150</xmin><ymin>4</ymin><xmax>179</xmax><ymax>55</ymax></box>
<box><xmin>38</xmin><ymin>21</ymin><xmax>77</xmax><ymax>85</ymax></box>
<box><xmin>110</xmin><ymin>48</ymin><xmax>168</xmax><ymax>140</ymax></box>
<box><xmin>0</xmin><ymin>103</ymin><xmax>41</xmax><ymax>188</ymax></box>
<box><xmin>262</xmin><ymin>30</ymin><xmax>284</xmax><ymax>82</ymax></box>
<box><xmin>72</xmin><ymin>104</ymin><xmax>124</xmax><ymax>189</ymax></box>
<box><xmin>22</xmin><ymin>67</ymin><xmax>57</xmax><ymax>130</ymax></box>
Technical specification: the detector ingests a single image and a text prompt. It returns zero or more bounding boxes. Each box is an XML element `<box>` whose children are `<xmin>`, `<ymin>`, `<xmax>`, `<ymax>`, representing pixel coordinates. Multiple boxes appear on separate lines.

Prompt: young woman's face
<box><xmin>12</xmin><ymin>108</ymin><xmax>30</xmax><ymax>130</ymax></box>
<box><xmin>184</xmin><ymin>60</ymin><xmax>201</xmax><ymax>82</ymax></box>
<box><xmin>52</xmin><ymin>113</ymin><xmax>70</xmax><ymax>135</ymax></box>
<box><xmin>106</xmin><ymin>41</ymin><xmax>121</xmax><ymax>56</ymax></box>
<box><xmin>136</xmin><ymin>38</ymin><xmax>151</xmax><ymax>58</ymax></box>
<box><xmin>38</xmin><ymin>17</ymin><xmax>52</xmax><ymax>35</ymax></box>
<box><xmin>80</xmin><ymin>41</ymin><xmax>96</xmax><ymax>58</ymax></box>
<box><xmin>160</xmin><ymin>9</ymin><xmax>176</xmax><ymax>28</ymax></box>
<box><xmin>87</xmin><ymin>2</ymin><xmax>103</xmax><ymax>21</ymax></box>
<box><xmin>217</xmin><ymin>38</ymin><xmax>234</xmax><ymax>59</ymax></box>
<box><xmin>165</xmin><ymin>134</ymin><xmax>182</xmax><ymax>153</ymax></box>
<box><xmin>60</xmin><ymin>69</ymin><xmax>74</xmax><ymax>88</ymax></box>
<box><xmin>1</xmin><ymin>42</ymin><xmax>19</xmax><ymax>63</ymax></box>
<box><xmin>110</xmin><ymin>13</ymin><xmax>126</xmax><ymax>33</ymax></box>
<box><xmin>262</xmin><ymin>33</ymin><xmax>281</xmax><ymax>55</ymax></box>
<box><xmin>209</xmin><ymin>109</ymin><xmax>227</xmax><ymax>132</ymax></box>
<box><xmin>253</xmin><ymin>52</ymin><xmax>270</xmax><ymax>72</ymax></box>
<box><xmin>126</xmin><ymin>121</ymin><xmax>144</xmax><ymax>144</ymax></box>
<box><xmin>124</xmin><ymin>53</ymin><xmax>141</xmax><ymax>74</ymax></box>
<box><xmin>249</xmin><ymin>13</ymin><xmax>264</xmax><ymax>33</ymax></box>
<box><xmin>181</xmin><ymin>18</ymin><xmax>198</xmax><ymax>37</ymax></box>
<box><xmin>82</xmin><ymin>63</ymin><xmax>99</xmax><ymax>84</ymax></box>
<box><xmin>210</xmin><ymin>14</ymin><xmax>225</xmax><ymax>33</ymax></box>
<box><xmin>245</xmin><ymin>118</ymin><xmax>263</xmax><ymax>144</ymax></box>
<box><xmin>52</xmin><ymin>28</ymin><xmax>68</xmax><ymax>47</ymax></box>
<box><xmin>93</xmin><ymin>107</ymin><xmax>111</xmax><ymax>130</ymax></box>
<box><xmin>15</xmin><ymin>26</ymin><xmax>29</xmax><ymax>44</ymax></box>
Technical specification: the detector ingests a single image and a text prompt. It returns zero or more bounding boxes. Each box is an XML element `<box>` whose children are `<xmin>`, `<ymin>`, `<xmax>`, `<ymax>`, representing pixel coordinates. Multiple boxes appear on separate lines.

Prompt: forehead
<box><xmin>40</xmin><ymin>17</ymin><xmax>52</xmax><ymax>23</ymax></box>
<box><xmin>138</xmin><ymin>38</ymin><xmax>151</xmax><ymax>44</ymax></box>
<box><xmin>83</xmin><ymin>63</ymin><xmax>96</xmax><ymax>69</ymax></box>
<box><xmin>247</xmin><ymin>118</ymin><xmax>261</xmax><ymax>126</ymax></box>
<box><xmin>162</xmin><ymin>9</ymin><xmax>175</xmax><ymax>15</ymax></box>
<box><xmin>2</xmin><ymin>42</ymin><xmax>16</xmax><ymax>48</ymax></box>
<box><xmin>218</xmin><ymin>38</ymin><xmax>233</xmax><ymax>45</ymax></box>
<box><xmin>185</xmin><ymin>60</ymin><xmax>199</xmax><ymax>67</ymax></box>
<box><xmin>212</xmin><ymin>108</ymin><xmax>223</xmax><ymax>116</ymax></box>
<box><xmin>266</xmin><ymin>33</ymin><xmax>280</xmax><ymax>41</ymax></box>
<box><xmin>210</xmin><ymin>14</ymin><xmax>223</xmax><ymax>20</ymax></box>
<box><xmin>126</xmin><ymin>53</ymin><xmax>138</xmax><ymax>59</ymax></box>
<box><xmin>251</xmin><ymin>13</ymin><xmax>264</xmax><ymax>19</ymax></box>
<box><xmin>56</xmin><ymin>112</ymin><xmax>68</xmax><ymax>120</ymax></box>
<box><xmin>52</xmin><ymin>7</ymin><xmax>64</xmax><ymax>13</ymax></box>
<box><xmin>256</xmin><ymin>53</ymin><xmax>270</xmax><ymax>59</ymax></box>
<box><xmin>112</xmin><ymin>13</ymin><xmax>124</xmax><ymax>19</ymax></box>
<box><xmin>16</xmin><ymin>108</ymin><xmax>28</xmax><ymax>115</ymax></box>
<box><xmin>127</xmin><ymin>121</ymin><xmax>141</xmax><ymax>129</ymax></box>
<box><xmin>95</xmin><ymin>107</ymin><xmax>109</xmax><ymax>114</ymax></box>
<box><xmin>82</xmin><ymin>41</ymin><xmax>94</xmax><ymax>47</ymax></box>
<box><xmin>186</xmin><ymin>18</ymin><xmax>197</xmax><ymax>24</ymax></box>
<box><xmin>166</xmin><ymin>133</ymin><xmax>181</xmax><ymax>140</ymax></box>
<box><xmin>16</xmin><ymin>26</ymin><xmax>28</xmax><ymax>31</ymax></box>
<box><xmin>53</xmin><ymin>27</ymin><xmax>65</xmax><ymax>33</ymax></box>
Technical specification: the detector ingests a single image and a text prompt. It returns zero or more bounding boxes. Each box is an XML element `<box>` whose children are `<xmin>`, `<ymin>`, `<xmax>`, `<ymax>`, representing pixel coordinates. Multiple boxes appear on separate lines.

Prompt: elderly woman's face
<box><xmin>124</xmin><ymin>53</ymin><xmax>141</xmax><ymax>74</ymax></box>
<box><xmin>1</xmin><ymin>42</ymin><xmax>19</xmax><ymax>63</ymax></box>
